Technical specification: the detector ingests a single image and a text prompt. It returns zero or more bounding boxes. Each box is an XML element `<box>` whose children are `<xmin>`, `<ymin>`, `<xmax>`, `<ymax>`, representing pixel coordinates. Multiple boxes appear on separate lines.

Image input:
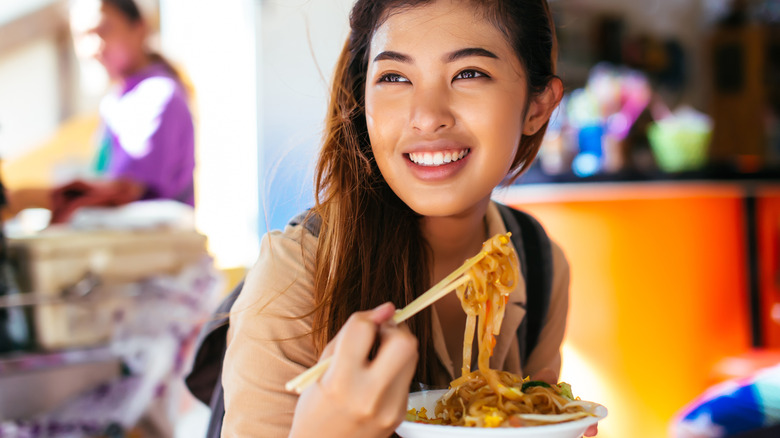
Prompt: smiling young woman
<box><xmin>220</xmin><ymin>1</ymin><xmax>582</xmax><ymax>438</ymax></box>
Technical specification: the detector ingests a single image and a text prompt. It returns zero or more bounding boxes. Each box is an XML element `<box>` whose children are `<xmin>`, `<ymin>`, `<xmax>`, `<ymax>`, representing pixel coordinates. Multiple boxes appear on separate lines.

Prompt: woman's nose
<box><xmin>410</xmin><ymin>85</ymin><xmax>455</xmax><ymax>134</ymax></box>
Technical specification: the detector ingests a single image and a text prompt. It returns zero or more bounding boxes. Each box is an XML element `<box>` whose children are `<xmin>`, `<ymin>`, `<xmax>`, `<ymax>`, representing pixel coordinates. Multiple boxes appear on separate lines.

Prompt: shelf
<box><xmin>514</xmin><ymin>164</ymin><xmax>780</xmax><ymax>186</ymax></box>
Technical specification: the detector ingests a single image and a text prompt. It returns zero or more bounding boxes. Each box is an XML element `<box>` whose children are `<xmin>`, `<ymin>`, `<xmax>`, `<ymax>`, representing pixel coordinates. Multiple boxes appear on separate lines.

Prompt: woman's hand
<box><xmin>50</xmin><ymin>178</ymin><xmax>145</xmax><ymax>223</ymax></box>
<box><xmin>531</xmin><ymin>368</ymin><xmax>598</xmax><ymax>437</ymax></box>
<box><xmin>289</xmin><ymin>302</ymin><xmax>419</xmax><ymax>438</ymax></box>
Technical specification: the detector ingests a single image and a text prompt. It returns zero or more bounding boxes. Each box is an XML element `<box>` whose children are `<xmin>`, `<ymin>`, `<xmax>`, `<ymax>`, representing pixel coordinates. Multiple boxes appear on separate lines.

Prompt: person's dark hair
<box><xmin>102</xmin><ymin>0</ymin><xmax>142</xmax><ymax>22</ymax></box>
<box><xmin>310</xmin><ymin>0</ymin><xmax>559</xmax><ymax>386</ymax></box>
<box><xmin>100</xmin><ymin>0</ymin><xmax>184</xmax><ymax>84</ymax></box>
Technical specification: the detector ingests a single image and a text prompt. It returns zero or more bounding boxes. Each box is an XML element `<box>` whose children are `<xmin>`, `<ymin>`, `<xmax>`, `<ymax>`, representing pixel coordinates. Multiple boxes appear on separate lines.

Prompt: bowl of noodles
<box><xmin>396</xmin><ymin>386</ymin><xmax>607</xmax><ymax>438</ymax></box>
<box><xmin>396</xmin><ymin>233</ymin><xmax>607</xmax><ymax>436</ymax></box>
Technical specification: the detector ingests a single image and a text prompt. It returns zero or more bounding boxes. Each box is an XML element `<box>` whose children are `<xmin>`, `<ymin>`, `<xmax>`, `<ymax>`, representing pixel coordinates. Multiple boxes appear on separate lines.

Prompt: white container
<box><xmin>397</xmin><ymin>390</ymin><xmax>607</xmax><ymax>438</ymax></box>
<box><xmin>7</xmin><ymin>228</ymin><xmax>208</xmax><ymax>350</ymax></box>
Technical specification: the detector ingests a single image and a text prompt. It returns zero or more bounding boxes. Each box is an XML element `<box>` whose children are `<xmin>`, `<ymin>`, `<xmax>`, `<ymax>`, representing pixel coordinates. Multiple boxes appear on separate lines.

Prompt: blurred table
<box><xmin>0</xmin><ymin>346</ymin><xmax>120</xmax><ymax>420</ymax></box>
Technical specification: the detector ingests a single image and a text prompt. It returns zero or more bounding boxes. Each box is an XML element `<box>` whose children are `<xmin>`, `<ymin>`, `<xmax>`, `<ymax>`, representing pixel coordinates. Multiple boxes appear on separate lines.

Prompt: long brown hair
<box><xmin>310</xmin><ymin>0</ymin><xmax>559</xmax><ymax>385</ymax></box>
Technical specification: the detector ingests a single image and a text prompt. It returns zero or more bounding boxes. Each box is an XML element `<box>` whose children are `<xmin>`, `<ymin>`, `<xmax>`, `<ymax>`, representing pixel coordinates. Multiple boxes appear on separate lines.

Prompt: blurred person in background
<box><xmin>7</xmin><ymin>0</ymin><xmax>195</xmax><ymax>224</ymax></box>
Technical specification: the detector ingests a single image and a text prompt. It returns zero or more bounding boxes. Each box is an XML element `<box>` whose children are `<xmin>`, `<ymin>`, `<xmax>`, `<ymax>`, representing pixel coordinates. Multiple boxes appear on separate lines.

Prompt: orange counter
<box><xmin>495</xmin><ymin>181</ymin><xmax>780</xmax><ymax>438</ymax></box>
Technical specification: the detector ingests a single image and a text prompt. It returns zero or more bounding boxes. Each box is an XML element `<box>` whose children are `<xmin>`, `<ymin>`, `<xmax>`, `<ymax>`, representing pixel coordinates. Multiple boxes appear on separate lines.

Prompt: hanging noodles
<box><xmin>408</xmin><ymin>233</ymin><xmax>595</xmax><ymax>428</ymax></box>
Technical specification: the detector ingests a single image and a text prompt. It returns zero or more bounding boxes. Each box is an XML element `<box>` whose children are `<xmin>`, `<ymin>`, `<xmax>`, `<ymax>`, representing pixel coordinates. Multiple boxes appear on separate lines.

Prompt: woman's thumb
<box><xmin>369</xmin><ymin>302</ymin><xmax>396</xmax><ymax>324</ymax></box>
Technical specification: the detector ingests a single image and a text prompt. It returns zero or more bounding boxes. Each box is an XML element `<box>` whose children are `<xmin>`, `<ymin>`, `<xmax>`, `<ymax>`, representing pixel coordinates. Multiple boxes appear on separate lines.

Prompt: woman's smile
<box><xmin>407</xmin><ymin>149</ymin><xmax>470</xmax><ymax>166</ymax></box>
<box><xmin>401</xmin><ymin>139</ymin><xmax>473</xmax><ymax>181</ymax></box>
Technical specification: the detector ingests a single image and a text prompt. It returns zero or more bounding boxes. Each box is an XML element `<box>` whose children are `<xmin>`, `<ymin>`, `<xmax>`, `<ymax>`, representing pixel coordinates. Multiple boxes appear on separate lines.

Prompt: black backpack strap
<box><xmin>206</xmin><ymin>382</ymin><xmax>225</xmax><ymax>438</ymax></box>
<box><xmin>289</xmin><ymin>210</ymin><xmax>321</xmax><ymax>236</ymax></box>
<box><xmin>185</xmin><ymin>280</ymin><xmax>244</xmax><ymax>405</ymax></box>
<box><xmin>496</xmin><ymin>203</ymin><xmax>554</xmax><ymax>366</ymax></box>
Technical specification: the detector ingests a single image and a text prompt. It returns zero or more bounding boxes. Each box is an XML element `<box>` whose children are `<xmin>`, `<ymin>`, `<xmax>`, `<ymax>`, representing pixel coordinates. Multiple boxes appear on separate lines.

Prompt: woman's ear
<box><xmin>522</xmin><ymin>77</ymin><xmax>564</xmax><ymax>136</ymax></box>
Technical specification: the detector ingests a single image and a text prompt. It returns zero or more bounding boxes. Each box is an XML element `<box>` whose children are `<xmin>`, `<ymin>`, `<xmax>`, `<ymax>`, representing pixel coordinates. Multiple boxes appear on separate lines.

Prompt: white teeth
<box><xmin>408</xmin><ymin>149</ymin><xmax>469</xmax><ymax>166</ymax></box>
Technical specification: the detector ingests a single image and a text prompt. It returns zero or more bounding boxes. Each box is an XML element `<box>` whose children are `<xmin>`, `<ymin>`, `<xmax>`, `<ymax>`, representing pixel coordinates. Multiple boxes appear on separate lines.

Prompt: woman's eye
<box><xmin>378</xmin><ymin>73</ymin><xmax>409</xmax><ymax>83</ymax></box>
<box><xmin>454</xmin><ymin>69</ymin><xmax>488</xmax><ymax>80</ymax></box>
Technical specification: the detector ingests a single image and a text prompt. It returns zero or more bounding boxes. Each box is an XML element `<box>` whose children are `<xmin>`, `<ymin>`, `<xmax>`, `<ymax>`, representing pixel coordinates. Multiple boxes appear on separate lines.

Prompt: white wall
<box><xmin>0</xmin><ymin>0</ymin><xmax>57</xmax><ymax>25</ymax></box>
<box><xmin>0</xmin><ymin>39</ymin><xmax>60</xmax><ymax>161</ymax></box>
<box><xmin>160</xmin><ymin>0</ymin><xmax>353</xmax><ymax>268</ymax></box>
<box><xmin>257</xmin><ymin>0</ymin><xmax>352</xmax><ymax>234</ymax></box>
<box><xmin>160</xmin><ymin>0</ymin><xmax>261</xmax><ymax>268</ymax></box>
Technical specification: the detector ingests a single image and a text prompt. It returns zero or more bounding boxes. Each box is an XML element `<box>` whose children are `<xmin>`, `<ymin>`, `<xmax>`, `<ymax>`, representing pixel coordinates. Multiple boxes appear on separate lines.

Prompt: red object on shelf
<box><xmin>757</xmin><ymin>188</ymin><xmax>780</xmax><ymax>348</ymax></box>
<box><xmin>711</xmin><ymin>348</ymin><xmax>780</xmax><ymax>382</ymax></box>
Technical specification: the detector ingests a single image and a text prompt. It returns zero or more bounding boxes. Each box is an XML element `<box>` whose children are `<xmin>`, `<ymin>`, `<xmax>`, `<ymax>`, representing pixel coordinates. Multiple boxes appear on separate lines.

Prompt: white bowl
<box><xmin>395</xmin><ymin>389</ymin><xmax>607</xmax><ymax>438</ymax></box>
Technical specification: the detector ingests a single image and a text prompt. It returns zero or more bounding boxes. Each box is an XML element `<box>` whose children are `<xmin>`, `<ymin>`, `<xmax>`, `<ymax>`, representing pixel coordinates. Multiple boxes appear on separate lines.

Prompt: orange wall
<box><xmin>505</xmin><ymin>184</ymin><xmax>753</xmax><ymax>438</ymax></box>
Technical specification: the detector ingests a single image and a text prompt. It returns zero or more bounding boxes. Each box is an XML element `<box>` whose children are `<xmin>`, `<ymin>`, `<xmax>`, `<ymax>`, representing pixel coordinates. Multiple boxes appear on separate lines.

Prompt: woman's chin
<box><xmin>402</xmin><ymin>197</ymin><xmax>488</xmax><ymax>220</ymax></box>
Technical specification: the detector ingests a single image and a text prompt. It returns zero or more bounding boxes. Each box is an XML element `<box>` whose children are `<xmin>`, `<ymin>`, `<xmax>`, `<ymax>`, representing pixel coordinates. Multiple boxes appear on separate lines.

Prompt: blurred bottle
<box><xmin>573</xmin><ymin>124</ymin><xmax>604</xmax><ymax>177</ymax></box>
<box><xmin>567</xmin><ymin>88</ymin><xmax>604</xmax><ymax>177</ymax></box>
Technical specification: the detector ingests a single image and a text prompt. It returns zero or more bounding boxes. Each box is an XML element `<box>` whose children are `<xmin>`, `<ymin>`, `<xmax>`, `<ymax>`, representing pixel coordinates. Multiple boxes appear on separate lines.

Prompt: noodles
<box><xmin>455</xmin><ymin>233</ymin><xmax>519</xmax><ymax>378</ymax></box>
<box><xmin>426</xmin><ymin>371</ymin><xmax>594</xmax><ymax>427</ymax></box>
<box><xmin>407</xmin><ymin>233</ymin><xmax>594</xmax><ymax>428</ymax></box>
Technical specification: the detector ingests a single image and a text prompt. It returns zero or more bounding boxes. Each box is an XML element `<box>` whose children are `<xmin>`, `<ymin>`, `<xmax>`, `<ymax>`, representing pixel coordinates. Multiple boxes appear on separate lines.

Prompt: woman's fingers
<box><xmin>528</xmin><ymin>368</ymin><xmax>596</xmax><ymax>436</ymax></box>
<box><xmin>319</xmin><ymin>338</ymin><xmax>337</xmax><ymax>361</ymax></box>
<box><xmin>368</xmin><ymin>301</ymin><xmax>396</xmax><ymax>324</ymax></box>
<box><xmin>308</xmin><ymin>302</ymin><xmax>415</xmax><ymax>435</ymax></box>
<box><xmin>371</xmin><ymin>321</ymin><xmax>418</xmax><ymax>392</ymax></box>
<box><xmin>318</xmin><ymin>302</ymin><xmax>401</xmax><ymax>395</ymax></box>
<box><xmin>529</xmin><ymin>367</ymin><xmax>558</xmax><ymax>385</ymax></box>
<box><xmin>332</xmin><ymin>303</ymin><xmax>396</xmax><ymax>364</ymax></box>
<box><xmin>319</xmin><ymin>302</ymin><xmax>396</xmax><ymax>362</ymax></box>
<box><xmin>367</xmin><ymin>321</ymin><xmax>419</xmax><ymax>430</ymax></box>
<box><xmin>529</xmin><ymin>369</ymin><xmax>597</xmax><ymax>436</ymax></box>
<box><xmin>292</xmin><ymin>303</ymin><xmax>420</xmax><ymax>438</ymax></box>
<box><xmin>372</xmin><ymin>321</ymin><xmax>418</xmax><ymax>381</ymax></box>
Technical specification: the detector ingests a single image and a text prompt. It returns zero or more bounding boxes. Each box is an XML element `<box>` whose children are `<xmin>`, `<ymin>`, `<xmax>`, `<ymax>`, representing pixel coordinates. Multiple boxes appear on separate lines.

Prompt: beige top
<box><xmin>221</xmin><ymin>202</ymin><xmax>570</xmax><ymax>438</ymax></box>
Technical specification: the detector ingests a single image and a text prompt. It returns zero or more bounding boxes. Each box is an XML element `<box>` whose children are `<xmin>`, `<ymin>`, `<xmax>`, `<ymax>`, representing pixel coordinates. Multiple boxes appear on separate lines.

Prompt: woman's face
<box><xmin>365</xmin><ymin>0</ymin><xmax>536</xmax><ymax>218</ymax></box>
<box><xmin>71</xmin><ymin>0</ymin><xmax>146</xmax><ymax>79</ymax></box>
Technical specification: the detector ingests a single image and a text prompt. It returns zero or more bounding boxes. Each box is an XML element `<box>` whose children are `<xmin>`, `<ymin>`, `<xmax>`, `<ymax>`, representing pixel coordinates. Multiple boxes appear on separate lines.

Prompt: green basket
<box><xmin>648</xmin><ymin>120</ymin><xmax>711</xmax><ymax>173</ymax></box>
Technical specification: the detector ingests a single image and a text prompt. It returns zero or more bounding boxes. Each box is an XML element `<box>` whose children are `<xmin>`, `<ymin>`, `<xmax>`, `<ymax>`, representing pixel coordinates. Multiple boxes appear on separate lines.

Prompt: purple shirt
<box><xmin>99</xmin><ymin>63</ymin><xmax>195</xmax><ymax>206</ymax></box>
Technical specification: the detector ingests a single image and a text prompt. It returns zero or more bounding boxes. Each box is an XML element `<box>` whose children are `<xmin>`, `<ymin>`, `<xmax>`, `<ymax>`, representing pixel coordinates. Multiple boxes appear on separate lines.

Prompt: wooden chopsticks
<box><xmin>284</xmin><ymin>249</ymin><xmax>487</xmax><ymax>394</ymax></box>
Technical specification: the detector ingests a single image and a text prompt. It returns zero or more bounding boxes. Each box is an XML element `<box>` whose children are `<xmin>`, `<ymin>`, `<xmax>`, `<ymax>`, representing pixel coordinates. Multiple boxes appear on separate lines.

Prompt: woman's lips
<box><xmin>403</xmin><ymin>148</ymin><xmax>471</xmax><ymax>181</ymax></box>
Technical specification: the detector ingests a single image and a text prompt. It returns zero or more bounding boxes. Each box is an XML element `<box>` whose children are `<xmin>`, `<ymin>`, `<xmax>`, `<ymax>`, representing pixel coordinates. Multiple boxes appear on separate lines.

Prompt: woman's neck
<box><xmin>421</xmin><ymin>198</ymin><xmax>491</xmax><ymax>284</ymax></box>
<box><xmin>118</xmin><ymin>52</ymin><xmax>152</xmax><ymax>84</ymax></box>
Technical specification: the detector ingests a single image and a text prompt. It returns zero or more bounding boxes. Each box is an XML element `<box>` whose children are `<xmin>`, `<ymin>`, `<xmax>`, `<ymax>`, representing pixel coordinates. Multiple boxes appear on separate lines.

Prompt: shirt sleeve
<box><xmin>221</xmin><ymin>228</ymin><xmax>319</xmax><ymax>438</ymax></box>
<box><xmin>522</xmin><ymin>239</ymin><xmax>570</xmax><ymax>380</ymax></box>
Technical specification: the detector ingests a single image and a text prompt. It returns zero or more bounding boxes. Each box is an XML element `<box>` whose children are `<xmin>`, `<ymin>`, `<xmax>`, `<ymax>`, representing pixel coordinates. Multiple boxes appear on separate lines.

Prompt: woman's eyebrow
<box><xmin>372</xmin><ymin>47</ymin><xmax>499</xmax><ymax>64</ymax></box>
<box><xmin>444</xmin><ymin>47</ymin><xmax>499</xmax><ymax>63</ymax></box>
<box><xmin>373</xmin><ymin>51</ymin><xmax>412</xmax><ymax>63</ymax></box>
